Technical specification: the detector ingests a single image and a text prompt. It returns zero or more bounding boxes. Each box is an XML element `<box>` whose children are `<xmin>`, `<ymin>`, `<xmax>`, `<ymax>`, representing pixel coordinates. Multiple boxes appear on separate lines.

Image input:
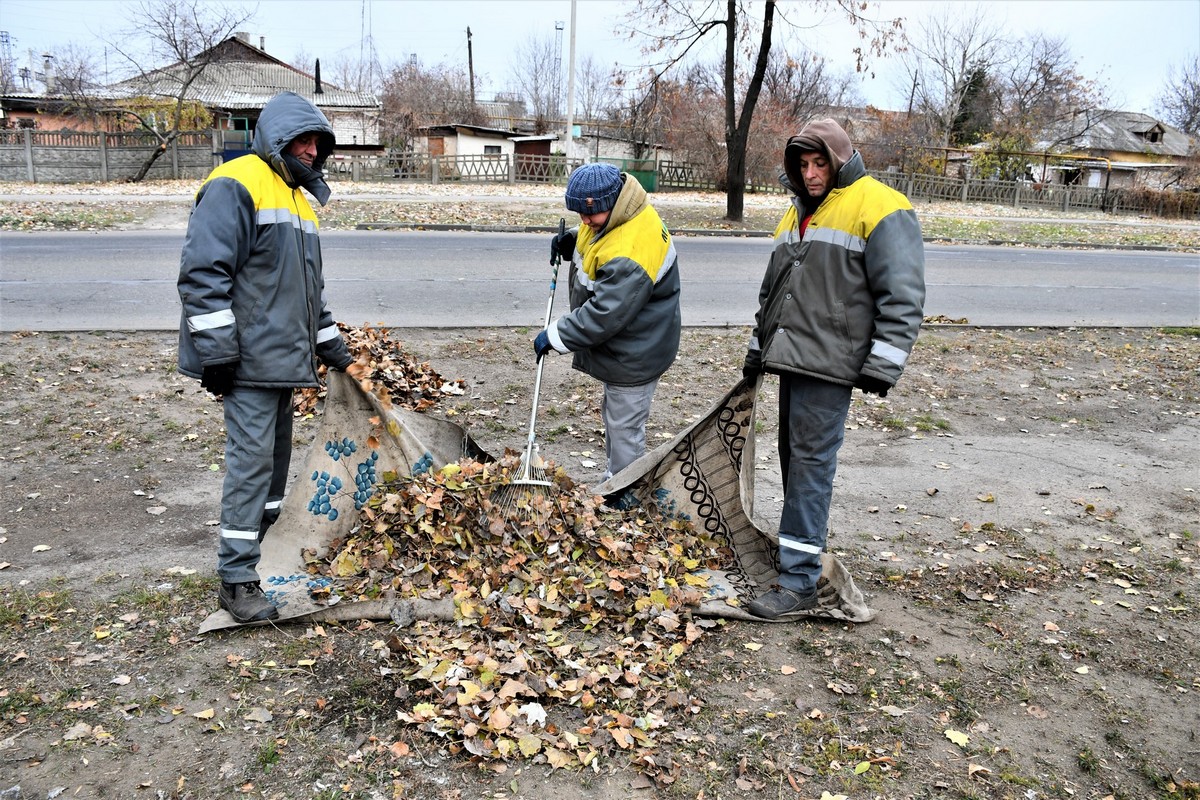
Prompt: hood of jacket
<box><xmin>252</xmin><ymin>91</ymin><xmax>336</xmax><ymax>204</ymax></box>
<box><xmin>783</xmin><ymin>118</ymin><xmax>855</xmax><ymax>212</ymax></box>
<box><xmin>596</xmin><ymin>172</ymin><xmax>648</xmax><ymax>234</ymax></box>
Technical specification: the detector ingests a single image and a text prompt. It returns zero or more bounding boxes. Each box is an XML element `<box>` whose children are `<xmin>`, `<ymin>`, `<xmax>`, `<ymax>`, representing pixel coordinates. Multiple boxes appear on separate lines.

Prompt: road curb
<box><xmin>352</xmin><ymin>222</ymin><xmax>1187</xmax><ymax>250</ymax></box>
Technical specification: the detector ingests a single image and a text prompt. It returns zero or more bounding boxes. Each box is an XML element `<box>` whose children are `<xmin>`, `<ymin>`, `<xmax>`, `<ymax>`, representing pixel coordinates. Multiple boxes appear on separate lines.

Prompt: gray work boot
<box><xmin>746</xmin><ymin>586</ymin><xmax>818</xmax><ymax>620</ymax></box>
<box><xmin>219</xmin><ymin>581</ymin><xmax>279</xmax><ymax>624</ymax></box>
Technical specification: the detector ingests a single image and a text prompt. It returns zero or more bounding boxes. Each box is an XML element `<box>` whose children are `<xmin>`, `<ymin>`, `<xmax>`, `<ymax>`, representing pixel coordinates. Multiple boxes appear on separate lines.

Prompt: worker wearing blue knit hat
<box><xmin>534</xmin><ymin>163</ymin><xmax>682</xmax><ymax>498</ymax></box>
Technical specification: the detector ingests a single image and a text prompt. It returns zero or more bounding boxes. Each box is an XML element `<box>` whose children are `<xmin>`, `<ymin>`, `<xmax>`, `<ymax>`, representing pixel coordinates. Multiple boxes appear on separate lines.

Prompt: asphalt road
<box><xmin>1</xmin><ymin>230</ymin><xmax>1196</xmax><ymax>331</ymax></box>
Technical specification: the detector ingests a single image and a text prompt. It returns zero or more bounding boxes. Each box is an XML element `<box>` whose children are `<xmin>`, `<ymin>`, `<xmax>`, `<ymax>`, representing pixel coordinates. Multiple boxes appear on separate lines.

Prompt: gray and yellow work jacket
<box><xmin>750</xmin><ymin>152</ymin><xmax>925</xmax><ymax>388</ymax></box>
<box><xmin>548</xmin><ymin>175</ymin><xmax>682</xmax><ymax>386</ymax></box>
<box><xmin>177</xmin><ymin>92</ymin><xmax>350</xmax><ymax>388</ymax></box>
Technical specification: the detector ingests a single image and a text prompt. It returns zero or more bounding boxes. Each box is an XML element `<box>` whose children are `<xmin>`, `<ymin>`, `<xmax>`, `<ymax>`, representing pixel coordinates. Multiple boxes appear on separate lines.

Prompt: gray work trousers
<box><xmin>775</xmin><ymin>374</ymin><xmax>852</xmax><ymax>595</ymax></box>
<box><xmin>600</xmin><ymin>378</ymin><xmax>659</xmax><ymax>480</ymax></box>
<box><xmin>216</xmin><ymin>386</ymin><xmax>294</xmax><ymax>584</ymax></box>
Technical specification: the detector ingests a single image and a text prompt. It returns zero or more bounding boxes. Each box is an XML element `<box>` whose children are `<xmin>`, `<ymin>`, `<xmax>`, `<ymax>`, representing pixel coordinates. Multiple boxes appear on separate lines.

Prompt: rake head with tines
<box><xmin>490</xmin><ymin>218</ymin><xmax>566</xmax><ymax>510</ymax></box>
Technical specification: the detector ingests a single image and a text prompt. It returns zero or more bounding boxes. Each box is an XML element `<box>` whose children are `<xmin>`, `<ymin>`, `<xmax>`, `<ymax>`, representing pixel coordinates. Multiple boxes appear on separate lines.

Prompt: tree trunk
<box><xmin>129</xmin><ymin>132</ymin><xmax>176</xmax><ymax>183</ymax></box>
<box><xmin>723</xmin><ymin>0</ymin><xmax>742</xmax><ymax>221</ymax></box>
<box><xmin>723</xmin><ymin>0</ymin><xmax>776</xmax><ymax>222</ymax></box>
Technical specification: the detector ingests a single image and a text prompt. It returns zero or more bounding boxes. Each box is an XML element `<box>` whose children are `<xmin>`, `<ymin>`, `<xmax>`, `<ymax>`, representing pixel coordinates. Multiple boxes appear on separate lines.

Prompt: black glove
<box><xmin>742</xmin><ymin>348</ymin><xmax>762</xmax><ymax>382</ymax></box>
<box><xmin>533</xmin><ymin>330</ymin><xmax>553</xmax><ymax>359</ymax></box>
<box><xmin>200</xmin><ymin>362</ymin><xmax>238</xmax><ymax>396</ymax></box>
<box><xmin>328</xmin><ymin>354</ymin><xmax>353</xmax><ymax>372</ymax></box>
<box><xmin>855</xmin><ymin>374</ymin><xmax>891</xmax><ymax>397</ymax></box>
<box><xmin>550</xmin><ymin>229</ymin><xmax>576</xmax><ymax>264</ymax></box>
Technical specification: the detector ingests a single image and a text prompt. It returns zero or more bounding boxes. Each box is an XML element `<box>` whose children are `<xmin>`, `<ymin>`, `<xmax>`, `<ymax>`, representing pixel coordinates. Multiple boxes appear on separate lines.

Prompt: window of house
<box><xmin>484</xmin><ymin>145</ymin><xmax>501</xmax><ymax>156</ymax></box>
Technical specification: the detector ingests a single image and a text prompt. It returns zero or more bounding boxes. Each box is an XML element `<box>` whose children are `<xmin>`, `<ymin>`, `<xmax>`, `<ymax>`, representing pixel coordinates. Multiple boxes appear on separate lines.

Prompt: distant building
<box><xmin>1041</xmin><ymin>110</ymin><xmax>1196</xmax><ymax>189</ymax></box>
<box><xmin>1</xmin><ymin>34</ymin><xmax>382</xmax><ymax>157</ymax></box>
<box><xmin>107</xmin><ymin>34</ymin><xmax>381</xmax><ymax>156</ymax></box>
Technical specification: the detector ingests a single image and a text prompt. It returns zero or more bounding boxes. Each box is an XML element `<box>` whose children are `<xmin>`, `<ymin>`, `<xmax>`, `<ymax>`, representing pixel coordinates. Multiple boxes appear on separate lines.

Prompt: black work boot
<box><xmin>746</xmin><ymin>586</ymin><xmax>818</xmax><ymax>620</ymax></box>
<box><xmin>219</xmin><ymin>581</ymin><xmax>279</xmax><ymax>624</ymax></box>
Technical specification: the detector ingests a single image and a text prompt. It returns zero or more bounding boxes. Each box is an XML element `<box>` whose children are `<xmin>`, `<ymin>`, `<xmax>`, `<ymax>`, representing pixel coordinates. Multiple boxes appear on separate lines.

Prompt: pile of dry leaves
<box><xmin>293</xmin><ymin>324</ymin><xmax>466</xmax><ymax>417</ymax></box>
<box><xmin>285</xmin><ymin>323</ymin><xmax>733</xmax><ymax>783</ymax></box>
<box><xmin>307</xmin><ymin>456</ymin><xmax>730</xmax><ymax>784</ymax></box>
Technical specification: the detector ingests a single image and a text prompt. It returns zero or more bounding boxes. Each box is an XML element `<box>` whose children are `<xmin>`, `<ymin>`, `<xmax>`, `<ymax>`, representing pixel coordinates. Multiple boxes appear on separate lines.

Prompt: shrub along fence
<box><xmin>2</xmin><ymin>131</ymin><xmax>1194</xmax><ymax>220</ymax></box>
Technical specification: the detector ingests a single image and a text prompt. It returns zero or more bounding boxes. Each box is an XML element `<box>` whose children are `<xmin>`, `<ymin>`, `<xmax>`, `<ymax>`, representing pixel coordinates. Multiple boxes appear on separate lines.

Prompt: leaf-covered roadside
<box><xmin>1</xmin><ymin>326</ymin><xmax>1198</xmax><ymax>800</ymax></box>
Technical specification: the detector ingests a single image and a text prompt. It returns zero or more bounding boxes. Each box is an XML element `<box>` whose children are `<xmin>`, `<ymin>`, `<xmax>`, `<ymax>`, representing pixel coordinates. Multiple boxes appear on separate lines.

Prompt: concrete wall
<box><xmin>0</xmin><ymin>130</ymin><xmax>218</xmax><ymax>183</ymax></box>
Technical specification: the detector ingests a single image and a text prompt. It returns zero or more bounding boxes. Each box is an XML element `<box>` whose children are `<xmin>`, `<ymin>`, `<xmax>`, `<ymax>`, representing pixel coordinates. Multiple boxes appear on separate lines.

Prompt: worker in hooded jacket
<box><xmin>742</xmin><ymin>118</ymin><xmax>926</xmax><ymax>620</ymax></box>
<box><xmin>535</xmin><ymin>163</ymin><xmax>682</xmax><ymax>495</ymax></box>
<box><xmin>177</xmin><ymin>91</ymin><xmax>362</xmax><ymax>624</ymax></box>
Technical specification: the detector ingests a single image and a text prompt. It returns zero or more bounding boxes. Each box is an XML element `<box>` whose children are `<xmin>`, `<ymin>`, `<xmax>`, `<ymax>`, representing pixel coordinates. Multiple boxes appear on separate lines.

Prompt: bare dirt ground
<box><xmin>1</xmin><ymin>323</ymin><xmax>1198</xmax><ymax>800</ymax></box>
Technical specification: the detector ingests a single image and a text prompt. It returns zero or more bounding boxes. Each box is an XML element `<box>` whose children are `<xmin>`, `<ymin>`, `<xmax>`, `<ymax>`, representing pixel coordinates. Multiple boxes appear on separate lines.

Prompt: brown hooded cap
<box><xmin>784</xmin><ymin>118</ymin><xmax>854</xmax><ymax>194</ymax></box>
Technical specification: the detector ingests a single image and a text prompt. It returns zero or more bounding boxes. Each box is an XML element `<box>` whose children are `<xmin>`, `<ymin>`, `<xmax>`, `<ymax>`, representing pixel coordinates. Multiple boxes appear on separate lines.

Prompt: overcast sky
<box><xmin>0</xmin><ymin>0</ymin><xmax>1195</xmax><ymax>116</ymax></box>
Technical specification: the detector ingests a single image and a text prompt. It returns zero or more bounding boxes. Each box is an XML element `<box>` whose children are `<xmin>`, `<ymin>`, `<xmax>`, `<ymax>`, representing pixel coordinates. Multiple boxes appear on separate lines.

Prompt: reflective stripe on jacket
<box><xmin>750</xmin><ymin>152</ymin><xmax>925</xmax><ymax>388</ymax></box>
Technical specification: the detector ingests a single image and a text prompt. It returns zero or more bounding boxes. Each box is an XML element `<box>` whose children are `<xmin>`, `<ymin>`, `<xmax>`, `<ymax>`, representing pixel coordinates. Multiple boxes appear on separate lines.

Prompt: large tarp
<box><xmin>199</xmin><ymin>373</ymin><xmax>873</xmax><ymax>633</ymax></box>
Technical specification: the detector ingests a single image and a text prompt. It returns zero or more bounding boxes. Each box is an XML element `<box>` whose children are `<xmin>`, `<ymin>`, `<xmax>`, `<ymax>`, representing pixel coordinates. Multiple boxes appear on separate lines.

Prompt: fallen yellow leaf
<box><xmin>945</xmin><ymin>729</ymin><xmax>970</xmax><ymax>747</ymax></box>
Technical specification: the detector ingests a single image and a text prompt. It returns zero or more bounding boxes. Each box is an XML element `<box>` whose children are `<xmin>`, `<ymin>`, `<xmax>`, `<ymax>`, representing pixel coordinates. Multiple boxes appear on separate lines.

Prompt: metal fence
<box><xmin>657</xmin><ymin>160</ymin><xmax>787</xmax><ymax>195</ymax></box>
<box><xmin>874</xmin><ymin>171</ymin><xmax>1199</xmax><ymax>219</ymax></box>
<box><xmin>324</xmin><ymin>151</ymin><xmax>583</xmax><ymax>184</ymax></box>
<box><xmin>2</xmin><ymin>131</ymin><xmax>1194</xmax><ymax>219</ymax></box>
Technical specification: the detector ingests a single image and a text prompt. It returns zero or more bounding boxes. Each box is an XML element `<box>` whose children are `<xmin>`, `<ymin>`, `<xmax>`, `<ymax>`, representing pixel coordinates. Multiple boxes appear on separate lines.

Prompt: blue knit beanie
<box><xmin>565</xmin><ymin>163</ymin><xmax>624</xmax><ymax>214</ymax></box>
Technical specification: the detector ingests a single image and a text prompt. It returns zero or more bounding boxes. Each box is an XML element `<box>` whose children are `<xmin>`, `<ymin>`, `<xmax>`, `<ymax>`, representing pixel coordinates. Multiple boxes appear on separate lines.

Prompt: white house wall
<box><xmin>456</xmin><ymin>132</ymin><xmax>514</xmax><ymax>158</ymax></box>
<box><xmin>328</xmin><ymin>111</ymin><xmax>381</xmax><ymax>148</ymax></box>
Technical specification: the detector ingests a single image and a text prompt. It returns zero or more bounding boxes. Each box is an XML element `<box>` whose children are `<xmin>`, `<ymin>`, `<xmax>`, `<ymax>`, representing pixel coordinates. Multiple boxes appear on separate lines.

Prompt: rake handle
<box><xmin>522</xmin><ymin>218</ymin><xmax>566</xmax><ymax>467</ymax></box>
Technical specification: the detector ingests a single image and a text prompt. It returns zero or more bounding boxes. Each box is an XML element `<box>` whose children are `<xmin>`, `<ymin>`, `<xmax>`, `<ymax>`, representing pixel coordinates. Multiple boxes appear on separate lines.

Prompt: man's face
<box><xmin>578</xmin><ymin>209</ymin><xmax>610</xmax><ymax>233</ymax></box>
<box><xmin>798</xmin><ymin>151</ymin><xmax>834</xmax><ymax>198</ymax></box>
<box><xmin>288</xmin><ymin>132</ymin><xmax>321</xmax><ymax>167</ymax></box>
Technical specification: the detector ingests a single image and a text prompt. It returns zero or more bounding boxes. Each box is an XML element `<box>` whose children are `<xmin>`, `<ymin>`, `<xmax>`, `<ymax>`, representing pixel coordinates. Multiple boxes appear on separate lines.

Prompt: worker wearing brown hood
<box><xmin>742</xmin><ymin>118</ymin><xmax>926</xmax><ymax>620</ymax></box>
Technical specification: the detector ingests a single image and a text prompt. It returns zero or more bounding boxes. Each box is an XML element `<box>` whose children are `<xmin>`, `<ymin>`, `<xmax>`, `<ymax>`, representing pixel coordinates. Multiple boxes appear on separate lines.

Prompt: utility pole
<box><xmin>466</xmin><ymin>27</ymin><xmax>476</xmax><ymax>119</ymax></box>
<box><xmin>554</xmin><ymin>20</ymin><xmax>564</xmax><ymax>119</ymax></box>
<box><xmin>564</xmin><ymin>1</ymin><xmax>576</xmax><ymax>161</ymax></box>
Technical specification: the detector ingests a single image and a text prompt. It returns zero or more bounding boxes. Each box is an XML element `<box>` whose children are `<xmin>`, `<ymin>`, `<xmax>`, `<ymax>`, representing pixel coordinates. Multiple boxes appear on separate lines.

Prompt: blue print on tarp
<box><xmin>264</xmin><ymin>573</ymin><xmax>306</xmax><ymax>608</ymax></box>
<box><xmin>654</xmin><ymin>487</ymin><xmax>691</xmax><ymax>521</ymax></box>
<box><xmin>411</xmin><ymin>451</ymin><xmax>434</xmax><ymax>476</ymax></box>
<box><xmin>307</xmin><ymin>437</ymin><xmax>380</xmax><ymax>521</ymax></box>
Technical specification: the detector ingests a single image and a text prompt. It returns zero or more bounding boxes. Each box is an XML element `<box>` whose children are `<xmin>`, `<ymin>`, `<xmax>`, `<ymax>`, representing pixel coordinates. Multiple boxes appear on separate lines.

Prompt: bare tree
<box><xmin>653</xmin><ymin>63</ymin><xmax>724</xmax><ymax>174</ymax></box>
<box><xmin>79</xmin><ymin>0</ymin><xmax>251</xmax><ymax>181</ymax></box>
<box><xmin>626</xmin><ymin>0</ymin><xmax>901</xmax><ymax>221</ymax></box>
<box><xmin>379</xmin><ymin>56</ymin><xmax>477</xmax><ymax>150</ymax></box>
<box><xmin>1158</xmin><ymin>53</ymin><xmax>1200</xmax><ymax>135</ymax></box>
<box><xmin>996</xmin><ymin>32</ymin><xmax>1104</xmax><ymax>149</ymax></box>
<box><xmin>575</xmin><ymin>54</ymin><xmax>623</xmax><ymax>127</ymax></box>
<box><xmin>509</xmin><ymin>34</ymin><xmax>561</xmax><ymax>132</ymax></box>
<box><xmin>760</xmin><ymin>46</ymin><xmax>859</xmax><ymax>124</ymax></box>
<box><xmin>897</xmin><ymin>5</ymin><xmax>1007</xmax><ymax>148</ymax></box>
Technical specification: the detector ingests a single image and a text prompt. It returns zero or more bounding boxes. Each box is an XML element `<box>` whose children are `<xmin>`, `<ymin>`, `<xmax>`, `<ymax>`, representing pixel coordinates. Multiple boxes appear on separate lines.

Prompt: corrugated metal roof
<box><xmin>1046</xmin><ymin>110</ymin><xmax>1193</xmax><ymax>158</ymax></box>
<box><xmin>111</xmin><ymin>61</ymin><xmax>379</xmax><ymax>111</ymax></box>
